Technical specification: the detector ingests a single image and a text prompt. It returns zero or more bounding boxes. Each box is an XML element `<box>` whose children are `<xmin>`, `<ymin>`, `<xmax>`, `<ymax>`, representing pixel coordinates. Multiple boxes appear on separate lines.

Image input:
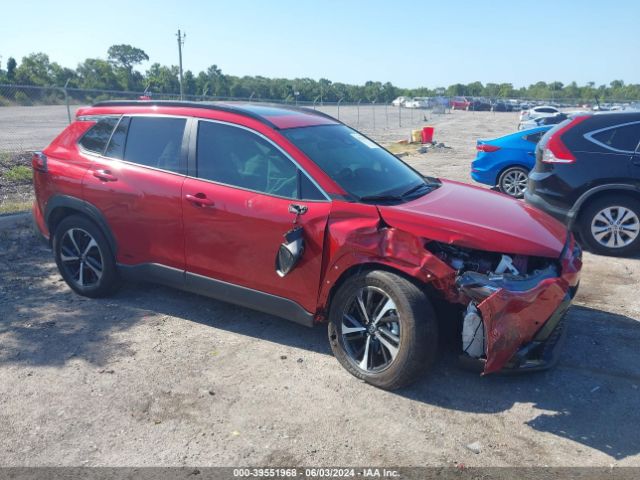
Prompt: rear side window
<box><xmin>78</xmin><ymin>117</ymin><xmax>119</xmax><ymax>154</ymax></box>
<box><xmin>124</xmin><ymin>117</ymin><xmax>186</xmax><ymax>174</ymax></box>
<box><xmin>524</xmin><ymin>131</ymin><xmax>544</xmax><ymax>143</ymax></box>
<box><xmin>590</xmin><ymin>123</ymin><xmax>640</xmax><ymax>152</ymax></box>
<box><xmin>196</xmin><ymin>121</ymin><xmax>299</xmax><ymax>199</ymax></box>
<box><xmin>104</xmin><ymin>117</ymin><xmax>130</xmax><ymax>159</ymax></box>
<box><xmin>537</xmin><ymin>107</ymin><xmax>557</xmax><ymax>113</ymax></box>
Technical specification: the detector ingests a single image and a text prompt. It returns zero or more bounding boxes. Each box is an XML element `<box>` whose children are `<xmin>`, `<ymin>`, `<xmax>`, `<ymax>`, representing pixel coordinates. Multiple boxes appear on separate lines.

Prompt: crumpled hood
<box><xmin>378</xmin><ymin>179</ymin><xmax>567</xmax><ymax>258</ymax></box>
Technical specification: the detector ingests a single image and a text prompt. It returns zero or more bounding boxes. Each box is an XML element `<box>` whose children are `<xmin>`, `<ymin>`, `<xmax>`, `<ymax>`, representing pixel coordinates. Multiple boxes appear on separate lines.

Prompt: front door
<box><xmin>182</xmin><ymin>120</ymin><xmax>331</xmax><ymax>313</ymax></box>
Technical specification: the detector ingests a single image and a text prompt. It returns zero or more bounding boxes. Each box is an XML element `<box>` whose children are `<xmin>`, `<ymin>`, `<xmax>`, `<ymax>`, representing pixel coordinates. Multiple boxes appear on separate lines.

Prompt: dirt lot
<box><xmin>1</xmin><ymin>110</ymin><xmax>640</xmax><ymax>467</ymax></box>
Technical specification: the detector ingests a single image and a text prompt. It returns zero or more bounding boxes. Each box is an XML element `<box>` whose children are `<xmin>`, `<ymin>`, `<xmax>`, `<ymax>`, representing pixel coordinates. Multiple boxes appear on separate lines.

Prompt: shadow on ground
<box><xmin>1</xmin><ymin>222</ymin><xmax>639</xmax><ymax>459</ymax></box>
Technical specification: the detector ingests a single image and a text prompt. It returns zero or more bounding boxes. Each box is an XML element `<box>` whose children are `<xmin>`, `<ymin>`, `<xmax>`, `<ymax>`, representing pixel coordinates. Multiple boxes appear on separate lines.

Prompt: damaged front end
<box><xmin>427</xmin><ymin>236</ymin><xmax>582</xmax><ymax>374</ymax></box>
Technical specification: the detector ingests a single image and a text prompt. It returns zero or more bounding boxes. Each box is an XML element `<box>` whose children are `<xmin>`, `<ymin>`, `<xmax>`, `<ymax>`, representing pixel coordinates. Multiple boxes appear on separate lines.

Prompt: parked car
<box><xmin>451</xmin><ymin>96</ymin><xmax>471</xmax><ymax>110</ymax></box>
<box><xmin>519</xmin><ymin>105</ymin><xmax>560</xmax><ymax>124</ymax></box>
<box><xmin>526</xmin><ymin>111</ymin><xmax>640</xmax><ymax>256</ymax></box>
<box><xmin>404</xmin><ymin>97</ymin><xmax>429</xmax><ymax>109</ymax></box>
<box><xmin>472</xmin><ymin>126</ymin><xmax>552</xmax><ymax>197</ymax></box>
<box><xmin>32</xmin><ymin>101</ymin><xmax>582</xmax><ymax>390</ymax></box>
<box><xmin>518</xmin><ymin>112</ymin><xmax>569</xmax><ymax>131</ymax></box>
<box><xmin>469</xmin><ymin>97</ymin><xmax>492</xmax><ymax>111</ymax></box>
<box><xmin>391</xmin><ymin>96</ymin><xmax>408</xmax><ymax>107</ymax></box>
<box><xmin>491</xmin><ymin>100</ymin><xmax>513</xmax><ymax>112</ymax></box>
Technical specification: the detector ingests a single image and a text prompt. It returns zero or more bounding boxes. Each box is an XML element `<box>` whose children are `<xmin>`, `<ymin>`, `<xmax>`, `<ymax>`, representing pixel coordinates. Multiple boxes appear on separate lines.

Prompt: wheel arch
<box><xmin>45</xmin><ymin>195</ymin><xmax>117</xmax><ymax>254</ymax></box>
<box><xmin>570</xmin><ymin>185</ymin><xmax>640</xmax><ymax>228</ymax></box>
<box><xmin>318</xmin><ymin>259</ymin><xmax>433</xmax><ymax>321</ymax></box>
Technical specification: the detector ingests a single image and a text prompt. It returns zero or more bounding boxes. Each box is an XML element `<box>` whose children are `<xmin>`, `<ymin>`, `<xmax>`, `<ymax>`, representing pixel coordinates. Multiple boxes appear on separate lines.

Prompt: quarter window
<box><xmin>78</xmin><ymin>117</ymin><xmax>119</xmax><ymax>154</ymax></box>
<box><xmin>104</xmin><ymin>117</ymin><xmax>130</xmax><ymax>159</ymax></box>
<box><xmin>524</xmin><ymin>131</ymin><xmax>544</xmax><ymax>143</ymax></box>
<box><xmin>591</xmin><ymin>123</ymin><xmax>640</xmax><ymax>152</ymax></box>
<box><xmin>196</xmin><ymin>121</ymin><xmax>299</xmax><ymax>199</ymax></box>
<box><xmin>123</xmin><ymin>117</ymin><xmax>186</xmax><ymax>174</ymax></box>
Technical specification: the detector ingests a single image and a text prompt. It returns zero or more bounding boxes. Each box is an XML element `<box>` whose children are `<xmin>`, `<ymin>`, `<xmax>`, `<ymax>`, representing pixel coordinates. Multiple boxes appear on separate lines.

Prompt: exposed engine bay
<box><xmin>426</xmin><ymin>241</ymin><xmax>562</xmax><ymax>361</ymax></box>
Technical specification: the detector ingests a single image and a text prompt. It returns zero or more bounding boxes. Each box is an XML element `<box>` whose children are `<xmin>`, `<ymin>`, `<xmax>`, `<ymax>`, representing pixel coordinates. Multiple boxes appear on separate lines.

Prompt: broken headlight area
<box><xmin>425</xmin><ymin>241</ymin><xmax>565</xmax><ymax>368</ymax></box>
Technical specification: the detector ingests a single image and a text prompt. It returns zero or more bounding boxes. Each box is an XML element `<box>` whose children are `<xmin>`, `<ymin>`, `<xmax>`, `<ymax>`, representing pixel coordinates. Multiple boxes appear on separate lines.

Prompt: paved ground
<box><xmin>1</xmin><ymin>110</ymin><xmax>639</xmax><ymax>467</ymax></box>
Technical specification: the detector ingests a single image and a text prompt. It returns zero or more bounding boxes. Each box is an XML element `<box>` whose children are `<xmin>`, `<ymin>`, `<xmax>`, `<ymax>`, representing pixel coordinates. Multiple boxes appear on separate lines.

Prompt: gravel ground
<box><xmin>1</xmin><ymin>110</ymin><xmax>640</xmax><ymax>467</ymax></box>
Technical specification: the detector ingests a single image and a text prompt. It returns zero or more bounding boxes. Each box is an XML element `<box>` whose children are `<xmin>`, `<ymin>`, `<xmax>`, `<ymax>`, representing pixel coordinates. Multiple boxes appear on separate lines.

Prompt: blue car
<box><xmin>471</xmin><ymin>125</ymin><xmax>552</xmax><ymax>198</ymax></box>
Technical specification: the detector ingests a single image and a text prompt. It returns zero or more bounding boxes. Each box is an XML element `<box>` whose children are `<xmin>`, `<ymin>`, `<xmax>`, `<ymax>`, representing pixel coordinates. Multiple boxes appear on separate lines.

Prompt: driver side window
<box><xmin>196</xmin><ymin>121</ymin><xmax>298</xmax><ymax>199</ymax></box>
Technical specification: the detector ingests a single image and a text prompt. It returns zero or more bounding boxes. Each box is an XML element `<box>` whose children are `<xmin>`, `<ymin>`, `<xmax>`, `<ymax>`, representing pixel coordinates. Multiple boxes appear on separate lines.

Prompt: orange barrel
<box><xmin>421</xmin><ymin>126</ymin><xmax>434</xmax><ymax>143</ymax></box>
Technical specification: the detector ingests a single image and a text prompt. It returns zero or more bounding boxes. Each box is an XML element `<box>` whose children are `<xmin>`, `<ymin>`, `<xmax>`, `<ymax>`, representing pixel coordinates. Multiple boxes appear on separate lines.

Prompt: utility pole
<box><xmin>176</xmin><ymin>29</ymin><xmax>186</xmax><ymax>100</ymax></box>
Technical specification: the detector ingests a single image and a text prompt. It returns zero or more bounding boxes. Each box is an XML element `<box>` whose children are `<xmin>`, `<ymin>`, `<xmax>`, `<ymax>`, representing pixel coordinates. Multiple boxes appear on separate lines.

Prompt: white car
<box><xmin>404</xmin><ymin>97</ymin><xmax>429</xmax><ymax>109</ymax></box>
<box><xmin>391</xmin><ymin>96</ymin><xmax>408</xmax><ymax>107</ymax></box>
<box><xmin>519</xmin><ymin>105</ymin><xmax>560</xmax><ymax>122</ymax></box>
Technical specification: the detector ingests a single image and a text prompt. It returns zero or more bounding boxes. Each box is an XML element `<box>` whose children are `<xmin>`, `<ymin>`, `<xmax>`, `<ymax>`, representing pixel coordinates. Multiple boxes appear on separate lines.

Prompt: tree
<box><xmin>6</xmin><ymin>57</ymin><xmax>16</xmax><ymax>82</ymax></box>
<box><xmin>14</xmin><ymin>53</ymin><xmax>53</xmax><ymax>86</ymax></box>
<box><xmin>77</xmin><ymin>58</ymin><xmax>120</xmax><ymax>90</ymax></box>
<box><xmin>107</xmin><ymin>44</ymin><xmax>149</xmax><ymax>71</ymax></box>
<box><xmin>145</xmin><ymin>63</ymin><xmax>180</xmax><ymax>93</ymax></box>
<box><xmin>107</xmin><ymin>44</ymin><xmax>149</xmax><ymax>90</ymax></box>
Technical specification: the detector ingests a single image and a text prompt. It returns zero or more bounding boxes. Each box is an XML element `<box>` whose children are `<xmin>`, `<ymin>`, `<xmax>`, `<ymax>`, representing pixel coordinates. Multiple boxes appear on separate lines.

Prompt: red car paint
<box><xmin>33</xmin><ymin>102</ymin><xmax>581</xmax><ymax>375</ymax></box>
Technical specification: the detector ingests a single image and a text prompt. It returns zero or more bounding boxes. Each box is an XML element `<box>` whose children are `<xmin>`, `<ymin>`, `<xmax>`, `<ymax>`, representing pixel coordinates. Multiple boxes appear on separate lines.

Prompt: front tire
<box><xmin>327</xmin><ymin>270</ymin><xmax>437</xmax><ymax>390</ymax></box>
<box><xmin>498</xmin><ymin>166</ymin><xmax>529</xmax><ymax>198</ymax></box>
<box><xmin>53</xmin><ymin>215</ymin><xmax>121</xmax><ymax>297</ymax></box>
<box><xmin>579</xmin><ymin>195</ymin><xmax>640</xmax><ymax>256</ymax></box>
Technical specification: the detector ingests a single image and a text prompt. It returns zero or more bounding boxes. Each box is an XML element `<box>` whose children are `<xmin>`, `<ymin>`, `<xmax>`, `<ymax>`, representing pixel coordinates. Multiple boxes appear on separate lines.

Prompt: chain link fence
<box><xmin>1</xmin><ymin>83</ymin><xmax>639</xmax><ymax>213</ymax></box>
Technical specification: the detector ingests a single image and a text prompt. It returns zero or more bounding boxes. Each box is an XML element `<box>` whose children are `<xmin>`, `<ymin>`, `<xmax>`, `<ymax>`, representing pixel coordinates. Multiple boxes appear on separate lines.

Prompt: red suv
<box><xmin>32</xmin><ymin>101</ymin><xmax>582</xmax><ymax>390</ymax></box>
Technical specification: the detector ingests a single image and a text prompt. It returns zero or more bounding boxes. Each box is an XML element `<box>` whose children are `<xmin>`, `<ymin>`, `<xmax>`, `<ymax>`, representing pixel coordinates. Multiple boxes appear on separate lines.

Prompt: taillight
<box><xmin>32</xmin><ymin>152</ymin><xmax>47</xmax><ymax>172</ymax></box>
<box><xmin>542</xmin><ymin>115</ymin><xmax>589</xmax><ymax>164</ymax></box>
<box><xmin>476</xmin><ymin>144</ymin><xmax>500</xmax><ymax>153</ymax></box>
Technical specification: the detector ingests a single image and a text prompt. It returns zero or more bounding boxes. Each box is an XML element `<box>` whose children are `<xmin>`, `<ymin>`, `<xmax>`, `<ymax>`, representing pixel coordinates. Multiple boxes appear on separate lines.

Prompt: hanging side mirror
<box><xmin>275</xmin><ymin>226</ymin><xmax>304</xmax><ymax>277</ymax></box>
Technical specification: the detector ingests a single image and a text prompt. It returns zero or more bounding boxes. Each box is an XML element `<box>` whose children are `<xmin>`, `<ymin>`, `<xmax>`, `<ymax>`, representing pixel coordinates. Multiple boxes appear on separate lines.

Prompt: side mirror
<box><xmin>275</xmin><ymin>227</ymin><xmax>304</xmax><ymax>277</ymax></box>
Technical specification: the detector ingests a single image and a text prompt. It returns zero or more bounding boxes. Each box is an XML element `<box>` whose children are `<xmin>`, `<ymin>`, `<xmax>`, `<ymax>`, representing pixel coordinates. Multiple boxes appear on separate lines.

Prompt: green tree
<box><xmin>77</xmin><ymin>58</ymin><xmax>120</xmax><ymax>90</ymax></box>
<box><xmin>6</xmin><ymin>57</ymin><xmax>16</xmax><ymax>82</ymax></box>
<box><xmin>14</xmin><ymin>53</ymin><xmax>54</xmax><ymax>85</ymax></box>
<box><xmin>107</xmin><ymin>44</ymin><xmax>149</xmax><ymax>90</ymax></box>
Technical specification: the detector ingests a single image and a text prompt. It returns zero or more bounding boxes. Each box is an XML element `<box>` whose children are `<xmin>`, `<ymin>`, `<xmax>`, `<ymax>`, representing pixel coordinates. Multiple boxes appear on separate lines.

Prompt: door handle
<box><xmin>288</xmin><ymin>204</ymin><xmax>308</xmax><ymax>215</ymax></box>
<box><xmin>185</xmin><ymin>193</ymin><xmax>215</xmax><ymax>207</ymax></box>
<box><xmin>92</xmin><ymin>169</ymin><xmax>118</xmax><ymax>182</ymax></box>
<box><xmin>633</xmin><ymin>159</ymin><xmax>640</xmax><ymax>166</ymax></box>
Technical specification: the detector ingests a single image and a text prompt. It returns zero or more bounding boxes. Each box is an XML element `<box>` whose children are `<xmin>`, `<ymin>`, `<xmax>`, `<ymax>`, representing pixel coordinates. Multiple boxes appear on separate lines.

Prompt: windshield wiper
<box><xmin>400</xmin><ymin>182</ymin><xmax>430</xmax><ymax>198</ymax></box>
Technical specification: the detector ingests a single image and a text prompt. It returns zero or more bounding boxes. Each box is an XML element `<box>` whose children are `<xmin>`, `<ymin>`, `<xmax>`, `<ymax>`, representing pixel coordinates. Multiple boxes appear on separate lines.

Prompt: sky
<box><xmin>2</xmin><ymin>0</ymin><xmax>638</xmax><ymax>89</ymax></box>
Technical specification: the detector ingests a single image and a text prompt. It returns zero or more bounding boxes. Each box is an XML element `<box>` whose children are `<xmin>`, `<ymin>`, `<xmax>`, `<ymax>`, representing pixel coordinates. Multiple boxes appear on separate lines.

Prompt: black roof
<box><xmin>90</xmin><ymin>100</ymin><xmax>338</xmax><ymax>130</ymax></box>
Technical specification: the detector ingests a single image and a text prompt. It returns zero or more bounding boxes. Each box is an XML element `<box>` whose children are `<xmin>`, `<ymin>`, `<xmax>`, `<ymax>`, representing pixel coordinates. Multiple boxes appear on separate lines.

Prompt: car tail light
<box><xmin>542</xmin><ymin>115</ymin><xmax>589</xmax><ymax>164</ymax></box>
<box><xmin>32</xmin><ymin>151</ymin><xmax>48</xmax><ymax>172</ymax></box>
<box><xmin>476</xmin><ymin>144</ymin><xmax>500</xmax><ymax>152</ymax></box>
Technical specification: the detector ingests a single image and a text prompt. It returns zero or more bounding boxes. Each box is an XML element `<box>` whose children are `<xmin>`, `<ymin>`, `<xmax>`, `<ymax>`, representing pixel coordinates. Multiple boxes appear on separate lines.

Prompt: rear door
<box><xmin>82</xmin><ymin>115</ymin><xmax>189</xmax><ymax>270</ymax></box>
<box><xmin>182</xmin><ymin>119</ymin><xmax>331</xmax><ymax>313</ymax></box>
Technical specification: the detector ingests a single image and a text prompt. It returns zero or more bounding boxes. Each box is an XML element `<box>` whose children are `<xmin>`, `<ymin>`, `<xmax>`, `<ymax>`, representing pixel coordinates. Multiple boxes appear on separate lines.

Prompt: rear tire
<box><xmin>579</xmin><ymin>195</ymin><xmax>640</xmax><ymax>256</ymax></box>
<box><xmin>327</xmin><ymin>270</ymin><xmax>437</xmax><ymax>390</ymax></box>
<box><xmin>498</xmin><ymin>166</ymin><xmax>529</xmax><ymax>198</ymax></box>
<box><xmin>53</xmin><ymin>215</ymin><xmax>121</xmax><ymax>297</ymax></box>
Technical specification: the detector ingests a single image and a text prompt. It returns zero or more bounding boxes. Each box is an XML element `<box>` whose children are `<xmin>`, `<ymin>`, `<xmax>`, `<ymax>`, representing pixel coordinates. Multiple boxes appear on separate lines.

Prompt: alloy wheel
<box><xmin>501</xmin><ymin>169</ymin><xmax>528</xmax><ymax>197</ymax></box>
<box><xmin>590</xmin><ymin>206</ymin><xmax>640</xmax><ymax>249</ymax></box>
<box><xmin>341</xmin><ymin>286</ymin><xmax>401</xmax><ymax>373</ymax></box>
<box><xmin>59</xmin><ymin>228</ymin><xmax>104</xmax><ymax>288</ymax></box>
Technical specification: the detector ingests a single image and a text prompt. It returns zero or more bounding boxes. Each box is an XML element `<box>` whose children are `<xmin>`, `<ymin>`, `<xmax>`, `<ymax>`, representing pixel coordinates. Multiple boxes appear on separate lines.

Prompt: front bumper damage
<box><xmin>452</xmin><ymin>236</ymin><xmax>582</xmax><ymax>375</ymax></box>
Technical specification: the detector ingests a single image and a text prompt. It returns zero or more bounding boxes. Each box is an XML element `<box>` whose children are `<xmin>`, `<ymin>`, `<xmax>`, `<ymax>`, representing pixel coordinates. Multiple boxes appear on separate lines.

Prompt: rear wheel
<box><xmin>53</xmin><ymin>215</ymin><xmax>121</xmax><ymax>297</ymax></box>
<box><xmin>579</xmin><ymin>195</ymin><xmax>640</xmax><ymax>256</ymax></box>
<box><xmin>498</xmin><ymin>166</ymin><xmax>529</xmax><ymax>198</ymax></box>
<box><xmin>328</xmin><ymin>270</ymin><xmax>437</xmax><ymax>390</ymax></box>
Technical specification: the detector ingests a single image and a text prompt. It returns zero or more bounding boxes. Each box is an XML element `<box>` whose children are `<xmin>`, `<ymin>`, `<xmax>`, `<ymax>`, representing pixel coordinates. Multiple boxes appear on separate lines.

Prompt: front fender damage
<box><xmin>319</xmin><ymin>203</ymin><xmax>582</xmax><ymax>375</ymax></box>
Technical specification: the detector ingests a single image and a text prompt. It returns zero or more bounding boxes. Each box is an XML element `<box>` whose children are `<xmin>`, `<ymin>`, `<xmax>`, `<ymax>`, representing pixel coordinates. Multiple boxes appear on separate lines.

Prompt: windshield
<box><xmin>282</xmin><ymin>124</ymin><xmax>433</xmax><ymax>202</ymax></box>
